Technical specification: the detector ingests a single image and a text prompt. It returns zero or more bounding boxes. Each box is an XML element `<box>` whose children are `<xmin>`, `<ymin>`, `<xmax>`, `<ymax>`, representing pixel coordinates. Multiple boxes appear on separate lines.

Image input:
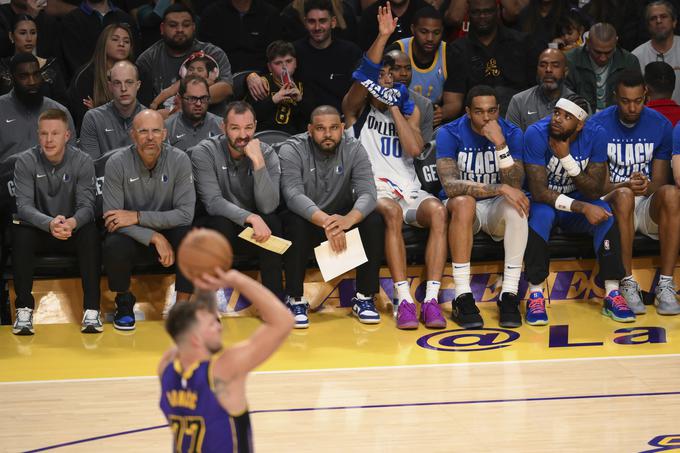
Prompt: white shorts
<box><xmin>445</xmin><ymin>196</ymin><xmax>508</xmax><ymax>241</ymax></box>
<box><xmin>376</xmin><ymin>181</ymin><xmax>434</xmax><ymax>227</ymax></box>
<box><xmin>634</xmin><ymin>195</ymin><xmax>659</xmax><ymax>240</ymax></box>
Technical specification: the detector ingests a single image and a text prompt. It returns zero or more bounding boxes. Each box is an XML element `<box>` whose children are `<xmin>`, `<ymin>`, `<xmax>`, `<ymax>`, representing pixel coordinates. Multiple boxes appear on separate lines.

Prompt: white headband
<box><xmin>555</xmin><ymin>98</ymin><xmax>588</xmax><ymax>121</ymax></box>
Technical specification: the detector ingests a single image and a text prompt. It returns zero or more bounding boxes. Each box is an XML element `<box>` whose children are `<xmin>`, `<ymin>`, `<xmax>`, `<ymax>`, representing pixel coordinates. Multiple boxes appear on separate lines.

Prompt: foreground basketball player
<box><xmin>158</xmin><ymin>269</ymin><xmax>294</xmax><ymax>452</ymax></box>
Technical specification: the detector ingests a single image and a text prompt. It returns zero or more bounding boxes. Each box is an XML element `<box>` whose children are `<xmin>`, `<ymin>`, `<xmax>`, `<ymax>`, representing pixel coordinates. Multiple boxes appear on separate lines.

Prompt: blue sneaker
<box><xmin>285</xmin><ymin>296</ymin><xmax>309</xmax><ymax>329</ymax></box>
<box><xmin>602</xmin><ymin>290</ymin><xmax>636</xmax><ymax>323</ymax></box>
<box><xmin>352</xmin><ymin>296</ymin><xmax>381</xmax><ymax>324</ymax></box>
<box><xmin>525</xmin><ymin>291</ymin><xmax>549</xmax><ymax>326</ymax></box>
<box><xmin>114</xmin><ymin>292</ymin><xmax>136</xmax><ymax>331</ymax></box>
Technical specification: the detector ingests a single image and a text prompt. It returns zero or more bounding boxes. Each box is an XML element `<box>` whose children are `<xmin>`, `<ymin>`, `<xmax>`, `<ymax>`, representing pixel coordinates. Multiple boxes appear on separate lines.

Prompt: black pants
<box><xmin>102</xmin><ymin>226</ymin><xmax>193</xmax><ymax>294</ymax></box>
<box><xmin>196</xmin><ymin>214</ymin><xmax>284</xmax><ymax>297</ymax></box>
<box><xmin>281</xmin><ymin>210</ymin><xmax>384</xmax><ymax>298</ymax></box>
<box><xmin>12</xmin><ymin>222</ymin><xmax>101</xmax><ymax>310</ymax></box>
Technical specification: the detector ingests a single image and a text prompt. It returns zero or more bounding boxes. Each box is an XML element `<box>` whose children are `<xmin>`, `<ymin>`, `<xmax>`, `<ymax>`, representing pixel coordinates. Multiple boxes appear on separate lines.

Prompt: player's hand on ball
<box><xmin>151</xmin><ymin>232</ymin><xmax>175</xmax><ymax>267</ymax></box>
<box><xmin>582</xmin><ymin>203</ymin><xmax>612</xmax><ymax>225</ymax></box>
<box><xmin>194</xmin><ymin>267</ymin><xmax>240</xmax><ymax>291</ymax></box>
<box><xmin>246</xmin><ymin>214</ymin><xmax>271</xmax><ymax>243</ymax></box>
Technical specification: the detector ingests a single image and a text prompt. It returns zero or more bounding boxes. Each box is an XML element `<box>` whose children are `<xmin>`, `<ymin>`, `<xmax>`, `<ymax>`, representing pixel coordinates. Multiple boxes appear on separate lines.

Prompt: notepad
<box><xmin>238</xmin><ymin>227</ymin><xmax>292</xmax><ymax>254</ymax></box>
<box><xmin>313</xmin><ymin>228</ymin><xmax>368</xmax><ymax>282</ymax></box>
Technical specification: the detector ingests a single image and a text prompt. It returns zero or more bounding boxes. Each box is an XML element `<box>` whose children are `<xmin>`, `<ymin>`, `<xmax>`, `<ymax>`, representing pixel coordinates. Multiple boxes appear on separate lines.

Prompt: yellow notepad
<box><xmin>238</xmin><ymin>227</ymin><xmax>292</xmax><ymax>254</ymax></box>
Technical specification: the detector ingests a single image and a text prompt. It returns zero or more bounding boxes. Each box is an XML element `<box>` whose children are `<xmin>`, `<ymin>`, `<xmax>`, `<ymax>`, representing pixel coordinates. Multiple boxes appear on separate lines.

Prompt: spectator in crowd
<box><xmin>0</xmin><ymin>53</ymin><xmax>75</xmax><ymax>162</ymax></box>
<box><xmin>12</xmin><ymin>109</ymin><xmax>100</xmax><ymax>336</ymax></box>
<box><xmin>248</xmin><ymin>41</ymin><xmax>314</xmax><ymax>134</ymax></box>
<box><xmin>279</xmin><ymin>105</ymin><xmax>384</xmax><ymax>328</ymax></box>
<box><xmin>523</xmin><ymin>94</ymin><xmax>632</xmax><ymax>325</ymax></box>
<box><xmin>129</xmin><ymin>0</ymin><xmax>175</xmax><ymax>52</ymax></box>
<box><xmin>343</xmin><ymin>5</ymin><xmax>447</xmax><ymax>330</ymax></box>
<box><xmin>60</xmin><ymin>0</ymin><xmax>138</xmax><ymax>78</ymax></box>
<box><xmin>247</xmin><ymin>0</ymin><xmax>361</xmax><ymax>112</ymax></box>
<box><xmin>506</xmin><ymin>47</ymin><xmax>575</xmax><ymax>131</ymax></box>
<box><xmin>436</xmin><ymin>85</ymin><xmax>528</xmax><ymax>328</ymax></box>
<box><xmin>358</xmin><ymin>0</ymin><xmax>430</xmax><ymax>51</ymax></box>
<box><xmin>102</xmin><ymin>109</ymin><xmax>195</xmax><ymax>331</ymax></box>
<box><xmin>391</xmin><ymin>6</ymin><xmax>456</xmax><ymax>126</ymax></box>
<box><xmin>149</xmin><ymin>51</ymin><xmax>219</xmax><ymax>114</ymax></box>
<box><xmin>551</xmin><ymin>8</ymin><xmax>588</xmax><ymax>52</ymax></box>
<box><xmin>198</xmin><ymin>0</ymin><xmax>282</xmax><ymax>73</ymax></box>
<box><xmin>633</xmin><ymin>1</ymin><xmax>680</xmax><ymax>105</ymax></box>
<box><xmin>79</xmin><ymin>60</ymin><xmax>145</xmax><ymax>159</ymax></box>
<box><xmin>594</xmin><ymin>69</ymin><xmax>680</xmax><ymax>316</ymax></box>
<box><xmin>190</xmin><ymin>101</ymin><xmax>284</xmax><ymax>297</ymax></box>
<box><xmin>447</xmin><ymin>0</ymin><xmax>540</xmax><ymax>118</ymax></box>
<box><xmin>165</xmin><ymin>75</ymin><xmax>223</xmax><ymax>151</ymax></box>
<box><xmin>514</xmin><ymin>0</ymin><xmax>568</xmax><ymax>49</ymax></box>
<box><xmin>68</xmin><ymin>23</ymin><xmax>135</xmax><ymax>130</ymax></box>
<box><xmin>0</xmin><ymin>0</ymin><xmax>60</xmax><ymax>59</ymax></box>
<box><xmin>384</xmin><ymin>49</ymin><xmax>433</xmax><ymax>142</ymax></box>
<box><xmin>0</xmin><ymin>15</ymin><xmax>67</xmax><ymax>105</ymax></box>
<box><xmin>645</xmin><ymin>61</ymin><xmax>680</xmax><ymax>125</ymax></box>
<box><xmin>443</xmin><ymin>0</ymin><xmax>526</xmax><ymax>39</ymax></box>
<box><xmin>578</xmin><ymin>0</ymin><xmax>642</xmax><ymax>51</ymax></box>
<box><xmin>280</xmin><ymin>0</ymin><xmax>358</xmax><ymax>44</ymax></box>
<box><xmin>565</xmin><ymin>22</ymin><xmax>640</xmax><ymax>112</ymax></box>
<box><xmin>136</xmin><ymin>4</ymin><xmax>233</xmax><ymax>117</ymax></box>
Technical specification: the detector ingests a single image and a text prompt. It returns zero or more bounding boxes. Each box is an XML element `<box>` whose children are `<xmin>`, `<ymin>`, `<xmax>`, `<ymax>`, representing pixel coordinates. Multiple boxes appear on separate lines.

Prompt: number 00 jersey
<box><xmin>160</xmin><ymin>359</ymin><xmax>253</xmax><ymax>453</ymax></box>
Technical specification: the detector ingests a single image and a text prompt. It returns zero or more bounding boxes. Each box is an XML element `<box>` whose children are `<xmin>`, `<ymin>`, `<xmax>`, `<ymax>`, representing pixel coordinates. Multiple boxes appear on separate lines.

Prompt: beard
<box><xmin>539</xmin><ymin>76</ymin><xmax>563</xmax><ymax>93</ymax></box>
<box><xmin>163</xmin><ymin>34</ymin><xmax>193</xmax><ymax>53</ymax></box>
<box><xmin>548</xmin><ymin>127</ymin><xmax>574</xmax><ymax>141</ymax></box>
<box><xmin>14</xmin><ymin>86</ymin><xmax>43</xmax><ymax>109</ymax></box>
<box><xmin>315</xmin><ymin>137</ymin><xmax>340</xmax><ymax>153</ymax></box>
<box><xmin>651</xmin><ymin>28</ymin><xmax>673</xmax><ymax>41</ymax></box>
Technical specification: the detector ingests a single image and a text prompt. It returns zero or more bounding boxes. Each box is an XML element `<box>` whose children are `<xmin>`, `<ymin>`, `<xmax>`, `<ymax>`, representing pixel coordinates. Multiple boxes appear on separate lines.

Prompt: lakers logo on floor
<box><xmin>416</xmin><ymin>328</ymin><xmax>520</xmax><ymax>352</ymax></box>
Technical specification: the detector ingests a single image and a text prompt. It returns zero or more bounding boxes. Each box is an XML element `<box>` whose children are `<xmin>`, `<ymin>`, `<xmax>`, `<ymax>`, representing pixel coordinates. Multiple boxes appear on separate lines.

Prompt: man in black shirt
<box><xmin>358</xmin><ymin>0</ymin><xmax>430</xmax><ymax>51</ymax></box>
<box><xmin>447</xmin><ymin>0</ymin><xmax>539</xmax><ymax>117</ymax></box>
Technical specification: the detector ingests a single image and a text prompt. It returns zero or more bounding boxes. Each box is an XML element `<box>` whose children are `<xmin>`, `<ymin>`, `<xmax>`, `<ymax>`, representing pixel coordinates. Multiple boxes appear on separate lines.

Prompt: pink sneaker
<box><xmin>396</xmin><ymin>301</ymin><xmax>418</xmax><ymax>329</ymax></box>
<box><xmin>420</xmin><ymin>299</ymin><xmax>446</xmax><ymax>329</ymax></box>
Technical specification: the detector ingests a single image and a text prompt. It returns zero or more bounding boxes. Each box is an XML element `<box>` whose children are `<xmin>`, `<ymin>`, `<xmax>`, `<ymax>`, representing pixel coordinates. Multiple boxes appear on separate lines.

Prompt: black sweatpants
<box><xmin>12</xmin><ymin>222</ymin><xmax>101</xmax><ymax>310</ymax></box>
<box><xmin>281</xmin><ymin>210</ymin><xmax>384</xmax><ymax>298</ymax></box>
<box><xmin>196</xmin><ymin>213</ymin><xmax>284</xmax><ymax>297</ymax></box>
<box><xmin>102</xmin><ymin>226</ymin><xmax>193</xmax><ymax>294</ymax></box>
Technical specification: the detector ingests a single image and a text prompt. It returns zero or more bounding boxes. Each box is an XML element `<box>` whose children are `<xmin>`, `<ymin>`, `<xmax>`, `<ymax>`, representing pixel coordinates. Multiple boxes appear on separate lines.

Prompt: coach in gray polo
<box><xmin>165</xmin><ymin>75</ymin><xmax>222</xmax><ymax>151</ymax></box>
<box><xmin>0</xmin><ymin>53</ymin><xmax>75</xmax><ymax>162</ymax></box>
<box><xmin>190</xmin><ymin>100</ymin><xmax>283</xmax><ymax>296</ymax></box>
<box><xmin>102</xmin><ymin>109</ymin><xmax>195</xmax><ymax>331</ymax></box>
<box><xmin>79</xmin><ymin>61</ymin><xmax>145</xmax><ymax>160</ymax></box>
<box><xmin>506</xmin><ymin>48</ymin><xmax>575</xmax><ymax>131</ymax></box>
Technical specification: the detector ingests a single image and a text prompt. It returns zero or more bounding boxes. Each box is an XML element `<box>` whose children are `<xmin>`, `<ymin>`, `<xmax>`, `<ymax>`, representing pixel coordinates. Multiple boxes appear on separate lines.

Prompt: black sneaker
<box><xmin>498</xmin><ymin>292</ymin><xmax>522</xmax><ymax>328</ymax></box>
<box><xmin>114</xmin><ymin>292</ymin><xmax>136</xmax><ymax>331</ymax></box>
<box><xmin>451</xmin><ymin>293</ymin><xmax>483</xmax><ymax>329</ymax></box>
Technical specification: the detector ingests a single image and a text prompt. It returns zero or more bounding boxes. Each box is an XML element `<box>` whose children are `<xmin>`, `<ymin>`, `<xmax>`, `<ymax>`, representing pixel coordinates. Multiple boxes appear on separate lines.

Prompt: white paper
<box><xmin>313</xmin><ymin>228</ymin><xmax>368</xmax><ymax>282</ymax></box>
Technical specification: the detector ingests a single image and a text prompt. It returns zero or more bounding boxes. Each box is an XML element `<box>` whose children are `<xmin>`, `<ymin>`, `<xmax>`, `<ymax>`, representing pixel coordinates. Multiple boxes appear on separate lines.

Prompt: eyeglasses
<box><xmin>135</xmin><ymin>128</ymin><xmax>164</xmax><ymax>136</ymax></box>
<box><xmin>182</xmin><ymin>95</ymin><xmax>210</xmax><ymax>104</ymax></box>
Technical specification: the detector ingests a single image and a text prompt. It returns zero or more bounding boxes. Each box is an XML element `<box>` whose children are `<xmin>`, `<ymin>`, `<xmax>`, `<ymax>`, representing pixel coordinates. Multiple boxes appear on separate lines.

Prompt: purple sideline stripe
<box><xmin>25</xmin><ymin>390</ymin><xmax>680</xmax><ymax>452</ymax></box>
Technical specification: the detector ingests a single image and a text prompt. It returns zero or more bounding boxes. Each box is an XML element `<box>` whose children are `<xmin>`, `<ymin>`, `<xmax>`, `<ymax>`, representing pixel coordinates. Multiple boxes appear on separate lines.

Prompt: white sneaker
<box><xmin>655</xmin><ymin>279</ymin><xmax>680</xmax><ymax>315</ymax></box>
<box><xmin>81</xmin><ymin>309</ymin><xmax>103</xmax><ymax>333</ymax></box>
<box><xmin>12</xmin><ymin>307</ymin><xmax>34</xmax><ymax>335</ymax></box>
<box><xmin>619</xmin><ymin>278</ymin><xmax>646</xmax><ymax>314</ymax></box>
<box><xmin>285</xmin><ymin>296</ymin><xmax>310</xmax><ymax>329</ymax></box>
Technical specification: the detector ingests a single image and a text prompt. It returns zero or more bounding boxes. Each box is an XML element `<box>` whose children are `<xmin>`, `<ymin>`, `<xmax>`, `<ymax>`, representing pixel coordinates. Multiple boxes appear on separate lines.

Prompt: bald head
<box><xmin>131</xmin><ymin>109</ymin><xmax>167</xmax><ymax>168</ymax></box>
<box><xmin>385</xmin><ymin>50</ymin><xmax>412</xmax><ymax>85</ymax></box>
<box><xmin>109</xmin><ymin>60</ymin><xmax>141</xmax><ymax>108</ymax></box>
<box><xmin>109</xmin><ymin>59</ymin><xmax>139</xmax><ymax>81</ymax></box>
<box><xmin>133</xmin><ymin>109</ymin><xmax>164</xmax><ymax>129</ymax></box>
<box><xmin>310</xmin><ymin>105</ymin><xmax>340</xmax><ymax>122</ymax></box>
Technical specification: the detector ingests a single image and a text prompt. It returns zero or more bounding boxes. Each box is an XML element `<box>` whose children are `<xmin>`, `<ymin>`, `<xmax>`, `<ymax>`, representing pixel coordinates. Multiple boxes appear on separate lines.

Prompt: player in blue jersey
<box><xmin>159</xmin><ymin>268</ymin><xmax>294</xmax><ymax>453</ymax></box>
<box><xmin>594</xmin><ymin>70</ymin><xmax>680</xmax><ymax>316</ymax></box>
<box><xmin>523</xmin><ymin>95</ymin><xmax>633</xmax><ymax>324</ymax></box>
<box><xmin>343</xmin><ymin>4</ymin><xmax>449</xmax><ymax>330</ymax></box>
<box><xmin>436</xmin><ymin>85</ymin><xmax>529</xmax><ymax>329</ymax></box>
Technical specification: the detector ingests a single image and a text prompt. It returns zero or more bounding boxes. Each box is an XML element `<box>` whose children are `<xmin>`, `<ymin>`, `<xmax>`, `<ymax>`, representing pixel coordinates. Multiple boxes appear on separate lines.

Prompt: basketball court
<box><xmin>2</xmin><ymin>258</ymin><xmax>680</xmax><ymax>452</ymax></box>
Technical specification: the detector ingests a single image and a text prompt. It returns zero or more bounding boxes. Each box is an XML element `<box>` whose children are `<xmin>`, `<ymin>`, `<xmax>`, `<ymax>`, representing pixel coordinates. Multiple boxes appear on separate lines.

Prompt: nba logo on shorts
<box><xmin>162</xmin><ymin>174</ymin><xmax>168</xmax><ymax>183</ymax></box>
<box><xmin>604</xmin><ymin>239</ymin><xmax>610</xmax><ymax>251</ymax></box>
<box><xmin>63</xmin><ymin>173</ymin><xmax>70</xmax><ymax>182</ymax></box>
<box><xmin>335</xmin><ymin>165</ymin><xmax>344</xmax><ymax>175</ymax></box>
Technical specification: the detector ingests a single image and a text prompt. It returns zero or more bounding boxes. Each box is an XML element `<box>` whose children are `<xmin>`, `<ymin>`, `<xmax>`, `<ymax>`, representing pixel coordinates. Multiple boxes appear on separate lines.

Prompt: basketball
<box><xmin>177</xmin><ymin>229</ymin><xmax>233</xmax><ymax>281</ymax></box>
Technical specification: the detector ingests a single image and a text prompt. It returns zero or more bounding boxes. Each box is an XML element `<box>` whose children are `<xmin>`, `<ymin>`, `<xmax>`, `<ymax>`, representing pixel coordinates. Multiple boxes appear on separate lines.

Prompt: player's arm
<box><xmin>499</xmin><ymin>160</ymin><xmax>524</xmax><ymax>189</ymax></box>
<box><xmin>647</xmin><ymin>159</ymin><xmax>672</xmax><ymax>196</ymax></box>
<box><xmin>572</xmin><ymin>161</ymin><xmax>607</xmax><ymax>199</ymax></box>
<box><xmin>390</xmin><ymin>105</ymin><xmax>424</xmax><ymax>157</ymax></box>
<box><xmin>437</xmin><ymin>157</ymin><xmax>502</xmax><ymax>198</ymax></box>
<box><xmin>206</xmin><ymin>270</ymin><xmax>293</xmax><ymax>376</ymax></box>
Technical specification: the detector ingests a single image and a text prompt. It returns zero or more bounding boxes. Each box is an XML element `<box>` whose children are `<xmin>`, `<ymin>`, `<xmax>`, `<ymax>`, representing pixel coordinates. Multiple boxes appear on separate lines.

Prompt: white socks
<box><xmin>394</xmin><ymin>281</ymin><xmax>413</xmax><ymax>304</ymax></box>
<box><xmin>604</xmin><ymin>280</ymin><xmax>619</xmax><ymax>295</ymax></box>
<box><xmin>424</xmin><ymin>280</ymin><xmax>441</xmax><ymax>302</ymax></box>
<box><xmin>453</xmin><ymin>262</ymin><xmax>471</xmax><ymax>298</ymax></box>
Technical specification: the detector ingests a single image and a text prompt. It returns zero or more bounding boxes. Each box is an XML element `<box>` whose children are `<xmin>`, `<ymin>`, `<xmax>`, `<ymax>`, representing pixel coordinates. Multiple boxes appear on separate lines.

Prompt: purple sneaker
<box><xmin>420</xmin><ymin>299</ymin><xmax>446</xmax><ymax>329</ymax></box>
<box><xmin>396</xmin><ymin>301</ymin><xmax>418</xmax><ymax>329</ymax></box>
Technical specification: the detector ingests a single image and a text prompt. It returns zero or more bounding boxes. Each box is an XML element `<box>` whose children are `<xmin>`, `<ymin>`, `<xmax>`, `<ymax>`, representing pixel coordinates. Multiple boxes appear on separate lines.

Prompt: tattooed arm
<box><xmin>499</xmin><ymin>160</ymin><xmax>525</xmax><ymax>189</ymax></box>
<box><xmin>572</xmin><ymin>161</ymin><xmax>607</xmax><ymax>199</ymax></box>
<box><xmin>437</xmin><ymin>157</ymin><xmax>503</xmax><ymax>198</ymax></box>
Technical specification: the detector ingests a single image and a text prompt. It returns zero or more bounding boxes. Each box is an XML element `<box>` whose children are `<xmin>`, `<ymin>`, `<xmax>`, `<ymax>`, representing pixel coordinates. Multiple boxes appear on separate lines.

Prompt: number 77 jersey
<box><xmin>160</xmin><ymin>359</ymin><xmax>253</xmax><ymax>452</ymax></box>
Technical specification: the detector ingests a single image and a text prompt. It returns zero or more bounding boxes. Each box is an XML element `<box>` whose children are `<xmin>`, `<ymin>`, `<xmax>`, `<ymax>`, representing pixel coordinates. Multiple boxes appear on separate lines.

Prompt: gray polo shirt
<box><xmin>136</xmin><ymin>39</ymin><xmax>233</xmax><ymax>99</ymax></box>
<box><xmin>165</xmin><ymin>112</ymin><xmax>224</xmax><ymax>151</ymax></box>
<box><xmin>190</xmin><ymin>136</ymin><xmax>279</xmax><ymax>226</ymax></box>
<box><xmin>14</xmin><ymin>144</ymin><xmax>95</xmax><ymax>232</ymax></box>
<box><xmin>505</xmin><ymin>84</ymin><xmax>575</xmax><ymax>131</ymax></box>
<box><xmin>410</xmin><ymin>89</ymin><xmax>434</xmax><ymax>143</ymax></box>
<box><xmin>79</xmin><ymin>101</ymin><xmax>145</xmax><ymax>160</ymax></box>
<box><xmin>279</xmin><ymin>133</ymin><xmax>376</xmax><ymax>221</ymax></box>
<box><xmin>102</xmin><ymin>144</ymin><xmax>195</xmax><ymax>246</ymax></box>
<box><xmin>0</xmin><ymin>90</ymin><xmax>76</xmax><ymax>162</ymax></box>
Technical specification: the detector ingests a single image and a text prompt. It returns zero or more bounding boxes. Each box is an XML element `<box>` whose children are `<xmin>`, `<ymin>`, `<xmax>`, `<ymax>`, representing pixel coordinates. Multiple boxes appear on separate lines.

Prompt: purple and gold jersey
<box><xmin>160</xmin><ymin>359</ymin><xmax>253</xmax><ymax>453</ymax></box>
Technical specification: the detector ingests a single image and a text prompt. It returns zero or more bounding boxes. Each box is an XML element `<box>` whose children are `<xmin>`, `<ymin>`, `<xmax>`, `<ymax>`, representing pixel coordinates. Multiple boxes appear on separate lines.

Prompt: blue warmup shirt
<box><xmin>523</xmin><ymin>116</ymin><xmax>608</xmax><ymax>195</ymax></box>
<box><xmin>670</xmin><ymin>121</ymin><xmax>680</xmax><ymax>155</ymax></box>
<box><xmin>591</xmin><ymin>106</ymin><xmax>672</xmax><ymax>182</ymax></box>
<box><xmin>435</xmin><ymin>115</ymin><xmax>524</xmax><ymax>199</ymax></box>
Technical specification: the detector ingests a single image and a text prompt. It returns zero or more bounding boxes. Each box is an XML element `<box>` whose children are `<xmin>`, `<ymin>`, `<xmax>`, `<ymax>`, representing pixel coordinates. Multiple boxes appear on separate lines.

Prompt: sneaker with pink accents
<box><xmin>602</xmin><ymin>290</ymin><xmax>636</xmax><ymax>323</ymax></box>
